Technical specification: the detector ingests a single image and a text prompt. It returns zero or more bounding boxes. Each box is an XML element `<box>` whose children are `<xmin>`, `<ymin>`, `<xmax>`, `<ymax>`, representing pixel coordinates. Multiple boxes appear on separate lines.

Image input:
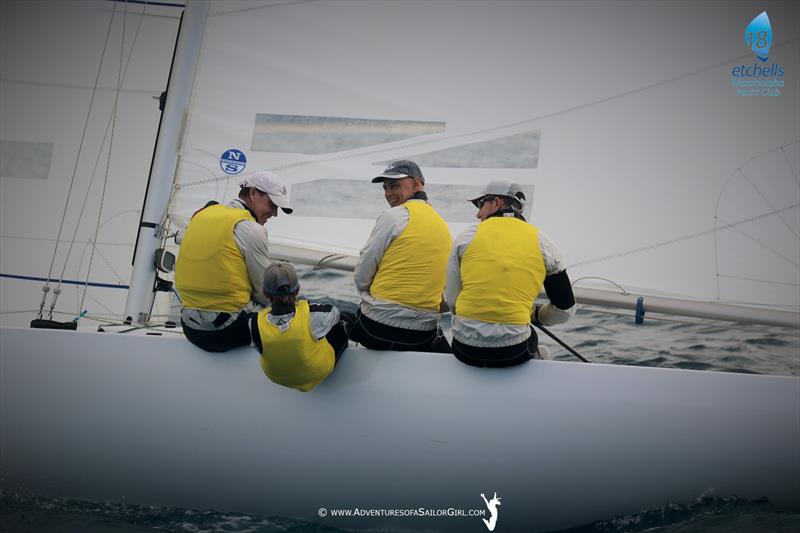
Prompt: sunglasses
<box><xmin>475</xmin><ymin>195</ymin><xmax>496</xmax><ymax>209</ymax></box>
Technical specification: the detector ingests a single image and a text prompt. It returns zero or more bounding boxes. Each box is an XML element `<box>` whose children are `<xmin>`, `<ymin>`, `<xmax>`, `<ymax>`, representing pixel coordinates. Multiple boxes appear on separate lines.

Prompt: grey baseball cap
<box><xmin>262</xmin><ymin>262</ymin><xmax>299</xmax><ymax>296</ymax></box>
<box><xmin>372</xmin><ymin>160</ymin><xmax>425</xmax><ymax>184</ymax></box>
<box><xmin>467</xmin><ymin>179</ymin><xmax>526</xmax><ymax>209</ymax></box>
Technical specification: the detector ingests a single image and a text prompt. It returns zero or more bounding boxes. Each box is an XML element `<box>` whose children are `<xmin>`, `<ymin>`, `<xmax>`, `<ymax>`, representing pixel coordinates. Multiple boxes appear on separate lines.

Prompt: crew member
<box><xmin>250</xmin><ymin>262</ymin><xmax>351</xmax><ymax>391</ymax></box>
<box><xmin>444</xmin><ymin>179</ymin><xmax>575</xmax><ymax>366</ymax></box>
<box><xmin>175</xmin><ymin>171</ymin><xmax>292</xmax><ymax>352</ymax></box>
<box><xmin>350</xmin><ymin>160</ymin><xmax>452</xmax><ymax>353</ymax></box>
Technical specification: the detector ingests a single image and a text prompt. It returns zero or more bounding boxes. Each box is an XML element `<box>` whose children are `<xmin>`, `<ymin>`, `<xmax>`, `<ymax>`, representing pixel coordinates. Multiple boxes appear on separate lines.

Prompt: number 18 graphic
<box><xmin>745</xmin><ymin>11</ymin><xmax>772</xmax><ymax>62</ymax></box>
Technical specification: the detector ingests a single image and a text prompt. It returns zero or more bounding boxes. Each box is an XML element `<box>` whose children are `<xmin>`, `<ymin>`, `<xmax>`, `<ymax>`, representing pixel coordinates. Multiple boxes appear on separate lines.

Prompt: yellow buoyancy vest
<box><xmin>174</xmin><ymin>204</ymin><xmax>254</xmax><ymax>312</ymax></box>
<box><xmin>257</xmin><ymin>300</ymin><xmax>335</xmax><ymax>392</ymax></box>
<box><xmin>370</xmin><ymin>201</ymin><xmax>452</xmax><ymax>311</ymax></box>
<box><xmin>456</xmin><ymin>217</ymin><xmax>546</xmax><ymax>325</ymax></box>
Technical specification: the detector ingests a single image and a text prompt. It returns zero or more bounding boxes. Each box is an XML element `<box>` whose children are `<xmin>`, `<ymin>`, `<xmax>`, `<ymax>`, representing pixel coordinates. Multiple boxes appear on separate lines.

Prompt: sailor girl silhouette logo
<box><xmin>745</xmin><ymin>11</ymin><xmax>772</xmax><ymax>62</ymax></box>
<box><xmin>480</xmin><ymin>492</ymin><xmax>501</xmax><ymax>531</ymax></box>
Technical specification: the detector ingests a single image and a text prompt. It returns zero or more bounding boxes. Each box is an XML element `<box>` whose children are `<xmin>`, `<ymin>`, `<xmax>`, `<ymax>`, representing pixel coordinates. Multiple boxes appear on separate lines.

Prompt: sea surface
<box><xmin>2</xmin><ymin>270</ymin><xmax>798</xmax><ymax>532</ymax></box>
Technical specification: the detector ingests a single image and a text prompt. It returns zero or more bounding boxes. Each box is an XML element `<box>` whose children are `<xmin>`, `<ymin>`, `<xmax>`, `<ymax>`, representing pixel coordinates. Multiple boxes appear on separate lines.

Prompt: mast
<box><xmin>124</xmin><ymin>0</ymin><xmax>209</xmax><ymax>324</ymax></box>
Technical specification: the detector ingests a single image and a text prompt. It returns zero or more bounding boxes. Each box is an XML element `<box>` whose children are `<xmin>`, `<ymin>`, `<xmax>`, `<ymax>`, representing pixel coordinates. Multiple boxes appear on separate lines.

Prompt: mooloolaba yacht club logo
<box><xmin>480</xmin><ymin>492</ymin><xmax>501</xmax><ymax>531</ymax></box>
<box><xmin>731</xmin><ymin>11</ymin><xmax>784</xmax><ymax>96</ymax></box>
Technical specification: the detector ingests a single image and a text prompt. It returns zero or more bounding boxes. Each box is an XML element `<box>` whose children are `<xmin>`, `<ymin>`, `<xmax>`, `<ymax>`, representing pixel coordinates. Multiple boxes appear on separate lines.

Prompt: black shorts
<box><xmin>452</xmin><ymin>328</ymin><xmax>538</xmax><ymax>368</ymax></box>
<box><xmin>348</xmin><ymin>310</ymin><xmax>451</xmax><ymax>354</ymax></box>
<box><xmin>182</xmin><ymin>311</ymin><xmax>252</xmax><ymax>353</ymax></box>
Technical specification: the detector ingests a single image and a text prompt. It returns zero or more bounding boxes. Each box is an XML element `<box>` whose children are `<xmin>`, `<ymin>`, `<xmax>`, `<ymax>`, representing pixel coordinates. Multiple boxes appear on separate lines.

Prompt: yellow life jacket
<box><xmin>257</xmin><ymin>300</ymin><xmax>335</xmax><ymax>392</ymax></box>
<box><xmin>370</xmin><ymin>201</ymin><xmax>452</xmax><ymax>311</ymax></box>
<box><xmin>456</xmin><ymin>217</ymin><xmax>546</xmax><ymax>325</ymax></box>
<box><xmin>175</xmin><ymin>204</ymin><xmax>254</xmax><ymax>312</ymax></box>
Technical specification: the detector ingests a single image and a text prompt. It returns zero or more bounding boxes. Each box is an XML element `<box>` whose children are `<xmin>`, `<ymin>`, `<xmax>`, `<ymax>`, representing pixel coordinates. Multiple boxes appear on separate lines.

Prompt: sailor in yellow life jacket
<box><xmin>443</xmin><ymin>179</ymin><xmax>576</xmax><ymax>367</ymax></box>
<box><xmin>250</xmin><ymin>262</ymin><xmax>353</xmax><ymax>392</ymax></box>
<box><xmin>350</xmin><ymin>160</ymin><xmax>452</xmax><ymax>353</ymax></box>
<box><xmin>174</xmin><ymin>171</ymin><xmax>292</xmax><ymax>352</ymax></box>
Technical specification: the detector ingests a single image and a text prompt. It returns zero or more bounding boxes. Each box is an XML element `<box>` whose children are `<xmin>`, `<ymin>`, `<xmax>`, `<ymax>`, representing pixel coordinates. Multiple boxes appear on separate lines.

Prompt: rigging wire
<box><xmin>81</xmin><ymin>0</ymin><xmax>129</xmax><ymax>314</ymax></box>
<box><xmin>38</xmin><ymin>1</ymin><xmax>119</xmax><ymax>319</ymax></box>
<box><xmin>54</xmin><ymin>4</ymin><xmax>148</xmax><ymax>305</ymax></box>
<box><xmin>570</xmin><ymin>276</ymin><xmax>630</xmax><ymax>294</ymax></box>
<box><xmin>41</xmin><ymin>1</ymin><xmax>148</xmax><ymax>321</ymax></box>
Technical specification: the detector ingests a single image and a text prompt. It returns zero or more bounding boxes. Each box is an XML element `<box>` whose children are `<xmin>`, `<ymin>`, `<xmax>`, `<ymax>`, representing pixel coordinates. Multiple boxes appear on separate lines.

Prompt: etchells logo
<box><xmin>731</xmin><ymin>11</ymin><xmax>784</xmax><ymax>96</ymax></box>
<box><xmin>219</xmin><ymin>149</ymin><xmax>247</xmax><ymax>175</ymax></box>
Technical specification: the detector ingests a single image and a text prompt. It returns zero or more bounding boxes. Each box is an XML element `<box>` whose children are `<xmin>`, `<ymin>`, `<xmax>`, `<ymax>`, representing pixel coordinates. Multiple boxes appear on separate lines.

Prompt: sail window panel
<box><xmin>289</xmin><ymin>180</ymin><xmax>534</xmax><ymax>223</ymax></box>
<box><xmin>378</xmin><ymin>130</ymin><xmax>541</xmax><ymax>169</ymax></box>
<box><xmin>0</xmin><ymin>141</ymin><xmax>53</xmax><ymax>180</ymax></box>
<box><xmin>250</xmin><ymin>114</ymin><xmax>445</xmax><ymax>155</ymax></box>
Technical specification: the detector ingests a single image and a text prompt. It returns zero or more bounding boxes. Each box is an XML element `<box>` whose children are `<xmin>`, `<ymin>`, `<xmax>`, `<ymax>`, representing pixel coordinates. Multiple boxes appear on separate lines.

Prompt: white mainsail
<box><xmin>166</xmin><ymin>0</ymin><xmax>799</xmax><ymax>326</ymax></box>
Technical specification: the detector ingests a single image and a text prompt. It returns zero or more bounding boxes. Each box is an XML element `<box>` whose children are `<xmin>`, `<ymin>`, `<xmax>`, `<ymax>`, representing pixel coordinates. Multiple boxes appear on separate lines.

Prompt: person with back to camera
<box><xmin>250</xmin><ymin>262</ymin><xmax>352</xmax><ymax>392</ymax></box>
<box><xmin>444</xmin><ymin>179</ymin><xmax>575</xmax><ymax>367</ymax></box>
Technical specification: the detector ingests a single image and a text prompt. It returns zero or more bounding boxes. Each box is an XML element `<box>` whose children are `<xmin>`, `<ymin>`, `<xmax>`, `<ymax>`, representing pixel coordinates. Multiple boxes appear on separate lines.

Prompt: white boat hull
<box><xmin>1</xmin><ymin>326</ymin><xmax>798</xmax><ymax>532</ymax></box>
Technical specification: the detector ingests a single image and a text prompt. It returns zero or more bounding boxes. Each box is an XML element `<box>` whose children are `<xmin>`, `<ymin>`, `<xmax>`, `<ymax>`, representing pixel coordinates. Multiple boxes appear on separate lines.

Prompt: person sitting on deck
<box><xmin>250</xmin><ymin>262</ymin><xmax>352</xmax><ymax>392</ymax></box>
<box><xmin>444</xmin><ymin>179</ymin><xmax>575</xmax><ymax>367</ymax></box>
<box><xmin>174</xmin><ymin>171</ymin><xmax>292</xmax><ymax>352</ymax></box>
<box><xmin>349</xmin><ymin>160</ymin><xmax>452</xmax><ymax>353</ymax></box>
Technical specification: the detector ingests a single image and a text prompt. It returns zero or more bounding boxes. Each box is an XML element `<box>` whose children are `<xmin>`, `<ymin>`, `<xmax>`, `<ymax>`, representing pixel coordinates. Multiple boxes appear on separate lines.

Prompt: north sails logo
<box><xmin>480</xmin><ymin>492</ymin><xmax>501</xmax><ymax>531</ymax></box>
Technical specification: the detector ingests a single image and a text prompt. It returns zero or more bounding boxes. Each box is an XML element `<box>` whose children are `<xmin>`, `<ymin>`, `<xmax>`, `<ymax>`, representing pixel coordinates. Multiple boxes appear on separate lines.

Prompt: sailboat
<box><xmin>1</xmin><ymin>1</ymin><xmax>798</xmax><ymax>532</ymax></box>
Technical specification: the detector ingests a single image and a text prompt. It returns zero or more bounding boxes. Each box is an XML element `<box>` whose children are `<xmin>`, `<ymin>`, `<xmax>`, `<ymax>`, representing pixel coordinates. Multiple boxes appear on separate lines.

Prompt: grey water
<box><xmin>2</xmin><ymin>270</ymin><xmax>798</xmax><ymax>532</ymax></box>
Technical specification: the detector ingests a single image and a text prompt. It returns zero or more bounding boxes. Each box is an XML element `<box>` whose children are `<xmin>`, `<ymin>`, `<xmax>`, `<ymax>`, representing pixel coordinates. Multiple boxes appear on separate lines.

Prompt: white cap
<box><xmin>239</xmin><ymin>171</ymin><xmax>293</xmax><ymax>214</ymax></box>
<box><xmin>467</xmin><ymin>179</ymin><xmax>526</xmax><ymax>210</ymax></box>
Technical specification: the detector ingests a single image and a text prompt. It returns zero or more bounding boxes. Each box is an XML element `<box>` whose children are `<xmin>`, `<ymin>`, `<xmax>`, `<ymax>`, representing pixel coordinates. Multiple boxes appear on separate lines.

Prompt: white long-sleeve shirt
<box><xmin>353</xmin><ymin>198</ymin><xmax>441</xmax><ymax>331</ymax></box>
<box><xmin>444</xmin><ymin>220</ymin><xmax>575</xmax><ymax>347</ymax></box>
<box><xmin>180</xmin><ymin>199</ymin><xmax>271</xmax><ymax>330</ymax></box>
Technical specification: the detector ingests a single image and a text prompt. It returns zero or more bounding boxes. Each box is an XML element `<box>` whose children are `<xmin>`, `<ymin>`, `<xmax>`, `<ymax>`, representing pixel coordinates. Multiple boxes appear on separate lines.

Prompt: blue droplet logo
<box><xmin>745</xmin><ymin>11</ymin><xmax>772</xmax><ymax>62</ymax></box>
